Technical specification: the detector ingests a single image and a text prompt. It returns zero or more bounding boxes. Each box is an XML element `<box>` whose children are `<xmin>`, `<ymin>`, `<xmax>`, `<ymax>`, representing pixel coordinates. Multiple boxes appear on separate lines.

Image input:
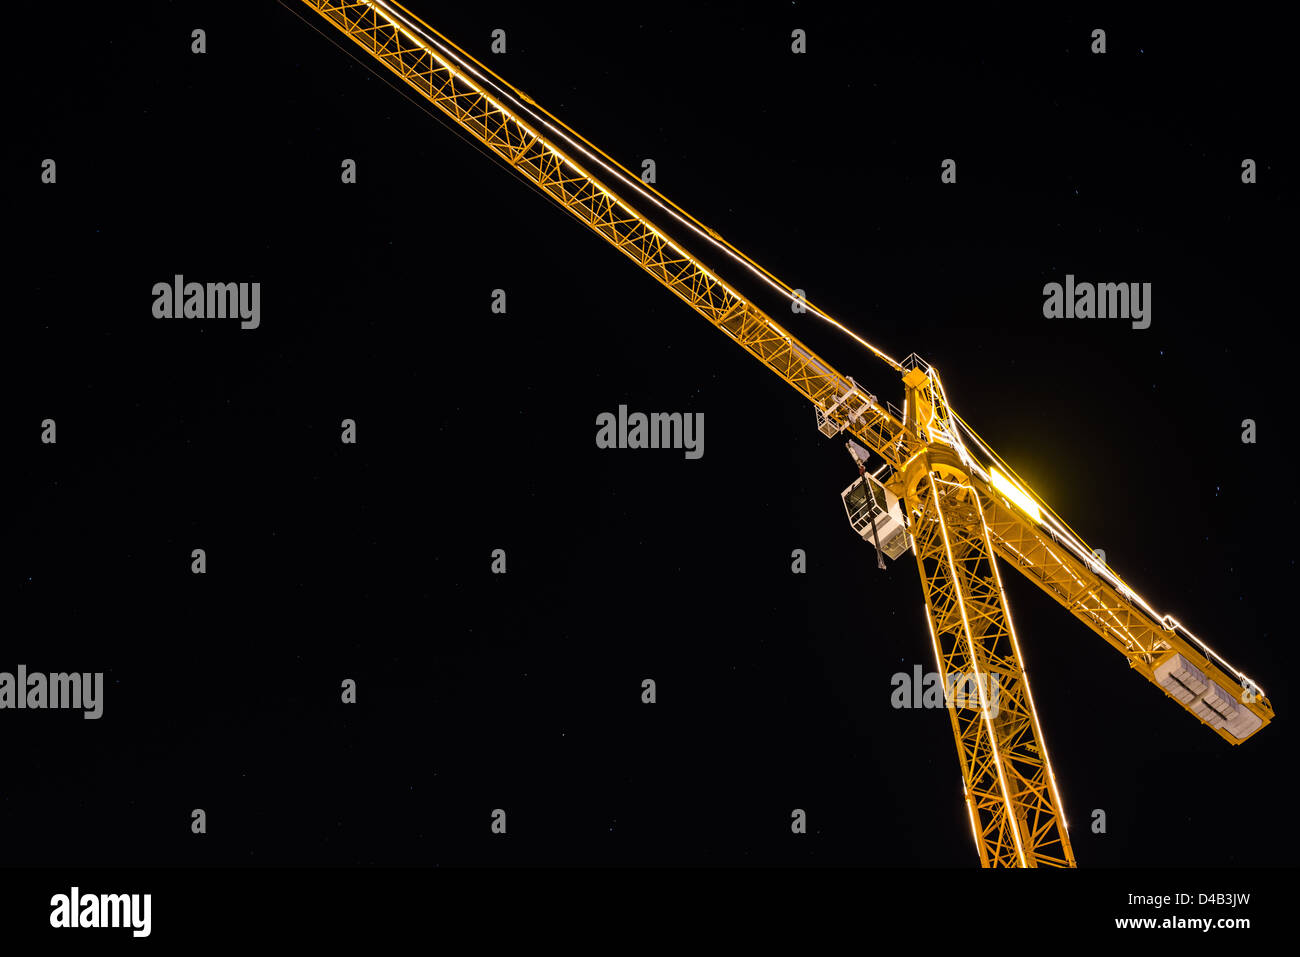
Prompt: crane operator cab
<box><xmin>842</xmin><ymin>474</ymin><xmax>910</xmax><ymax>561</ymax></box>
<box><xmin>840</xmin><ymin>440</ymin><xmax>910</xmax><ymax>561</ymax></box>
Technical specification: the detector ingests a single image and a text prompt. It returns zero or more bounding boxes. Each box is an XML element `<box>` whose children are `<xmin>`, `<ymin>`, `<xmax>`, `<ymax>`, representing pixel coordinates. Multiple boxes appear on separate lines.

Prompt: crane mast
<box><xmin>298</xmin><ymin>0</ymin><xmax>1274</xmax><ymax>867</ymax></box>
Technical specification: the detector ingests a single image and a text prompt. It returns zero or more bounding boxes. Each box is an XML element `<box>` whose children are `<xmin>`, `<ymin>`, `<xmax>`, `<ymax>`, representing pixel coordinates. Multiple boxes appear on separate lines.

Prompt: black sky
<box><xmin>10</xmin><ymin>1</ymin><xmax>1296</xmax><ymax>870</ymax></box>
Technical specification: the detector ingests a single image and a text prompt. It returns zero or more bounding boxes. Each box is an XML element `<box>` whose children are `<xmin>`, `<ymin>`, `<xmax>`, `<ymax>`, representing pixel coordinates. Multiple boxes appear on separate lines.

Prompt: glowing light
<box><xmin>963</xmin><ymin>782</ymin><xmax>982</xmax><ymax>861</ymax></box>
<box><xmin>343</xmin><ymin>0</ymin><xmax>1267</xmax><ymax>715</ymax></box>
<box><xmin>990</xmin><ymin>467</ymin><xmax>1041</xmax><ymax>524</ymax></box>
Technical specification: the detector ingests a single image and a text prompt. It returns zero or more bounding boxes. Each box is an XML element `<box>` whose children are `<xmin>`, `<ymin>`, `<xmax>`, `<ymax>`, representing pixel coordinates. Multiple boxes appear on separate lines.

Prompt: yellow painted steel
<box><xmin>298</xmin><ymin>0</ymin><xmax>915</xmax><ymax>466</ymax></box>
<box><xmin>908</xmin><ymin>450</ymin><xmax>1074</xmax><ymax>867</ymax></box>
<box><xmin>298</xmin><ymin>0</ymin><xmax>1274</xmax><ymax>866</ymax></box>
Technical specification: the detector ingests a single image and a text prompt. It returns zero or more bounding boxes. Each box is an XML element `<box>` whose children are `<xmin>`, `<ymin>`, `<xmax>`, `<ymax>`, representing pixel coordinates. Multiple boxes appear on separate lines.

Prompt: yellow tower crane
<box><xmin>296</xmin><ymin>0</ymin><xmax>1274</xmax><ymax>868</ymax></box>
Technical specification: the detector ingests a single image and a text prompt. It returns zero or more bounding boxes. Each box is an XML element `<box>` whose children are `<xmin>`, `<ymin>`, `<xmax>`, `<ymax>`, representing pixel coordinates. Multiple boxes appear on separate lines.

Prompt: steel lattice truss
<box><xmin>912</xmin><ymin>468</ymin><xmax>1074</xmax><ymax>867</ymax></box>
<box><xmin>300</xmin><ymin>0</ymin><xmax>1275</xmax><ymax>867</ymax></box>
<box><xmin>301</xmin><ymin>0</ymin><xmax>918</xmax><ymax>468</ymax></box>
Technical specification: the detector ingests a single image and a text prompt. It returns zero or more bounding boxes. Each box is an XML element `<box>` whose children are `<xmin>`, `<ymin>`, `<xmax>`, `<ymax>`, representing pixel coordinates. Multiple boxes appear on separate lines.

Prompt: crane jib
<box><xmin>298</xmin><ymin>0</ymin><xmax>1274</xmax><ymax>868</ymax></box>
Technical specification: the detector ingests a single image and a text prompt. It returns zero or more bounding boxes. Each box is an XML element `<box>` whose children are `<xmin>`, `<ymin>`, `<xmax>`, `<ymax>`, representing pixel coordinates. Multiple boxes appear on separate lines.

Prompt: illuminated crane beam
<box><xmin>298</xmin><ymin>0</ymin><xmax>915</xmax><ymax>467</ymax></box>
<box><xmin>297</xmin><ymin>0</ymin><xmax>1275</xmax><ymax>865</ymax></box>
<box><xmin>913</xmin><ymin>456</ymin><xmax>1074</xmax><ymax>867</ymax></box>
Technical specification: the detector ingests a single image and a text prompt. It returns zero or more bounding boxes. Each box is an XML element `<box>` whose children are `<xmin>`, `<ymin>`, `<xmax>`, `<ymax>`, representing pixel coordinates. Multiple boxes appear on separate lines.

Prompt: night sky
<box><xmin>10</xmin><ymin>0</ymin><xmax>1297</xmax><ymax>881</ymax></box>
